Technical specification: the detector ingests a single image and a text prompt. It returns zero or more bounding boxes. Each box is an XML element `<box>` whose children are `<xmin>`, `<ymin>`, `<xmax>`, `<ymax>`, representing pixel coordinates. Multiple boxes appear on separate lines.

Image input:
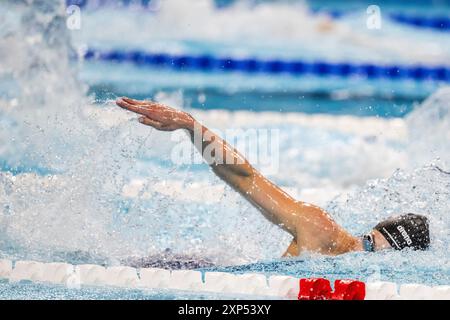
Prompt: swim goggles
<box><xmin>362</xmin><ymin>233</ymin><xmax>375</xmax><ymax>252</ymax></box>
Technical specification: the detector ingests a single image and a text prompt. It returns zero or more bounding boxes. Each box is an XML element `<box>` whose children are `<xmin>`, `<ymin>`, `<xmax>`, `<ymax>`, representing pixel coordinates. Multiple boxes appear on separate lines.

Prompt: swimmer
<box><xmin>116</xmin><ymin>97</ymin><xmax>430</xmax><ymax>257</ymax></box>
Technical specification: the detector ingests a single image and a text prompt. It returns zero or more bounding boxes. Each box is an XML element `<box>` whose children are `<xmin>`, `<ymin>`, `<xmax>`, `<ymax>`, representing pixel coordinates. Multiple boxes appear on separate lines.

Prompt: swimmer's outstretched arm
<box><xmin>116</xmin><ymin>97</ymin><xmax>361</xmax><ymax>256</ymax></box>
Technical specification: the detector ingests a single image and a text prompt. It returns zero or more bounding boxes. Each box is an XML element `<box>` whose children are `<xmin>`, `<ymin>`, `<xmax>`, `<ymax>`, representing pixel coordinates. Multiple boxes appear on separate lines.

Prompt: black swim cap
<box><xmin>374</xmin><ymin>214</ymin><xmax>430</xmax><ymax>251</ymax></box>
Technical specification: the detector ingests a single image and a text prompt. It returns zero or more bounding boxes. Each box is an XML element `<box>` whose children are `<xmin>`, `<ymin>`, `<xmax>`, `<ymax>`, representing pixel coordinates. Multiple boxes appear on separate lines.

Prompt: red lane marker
<box><xmin>298</xmin><ymin>278</ymin><xmax>332</xmax><ymax>300</ymax></box>
<box><xmin>331</xmin><ymin>280</ymin><xmax>366</xmax><ymax>300</ymax></box>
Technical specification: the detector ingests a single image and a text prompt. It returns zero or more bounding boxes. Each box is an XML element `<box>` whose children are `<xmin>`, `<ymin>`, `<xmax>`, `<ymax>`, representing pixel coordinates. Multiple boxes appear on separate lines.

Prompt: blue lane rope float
<box><xmin>83</xmin><ymin>49</ymin><xmax>450</xmax><ymax>82</ymax></box>
<box><xmin>389</xmin><ymin>13</ymin><xmax>450</xmax><ymax>31</ymax></box>
<box><xmin>65</xmin><ymin>0</ymin><xmax>160</xmax><ymax>10</ymax></box>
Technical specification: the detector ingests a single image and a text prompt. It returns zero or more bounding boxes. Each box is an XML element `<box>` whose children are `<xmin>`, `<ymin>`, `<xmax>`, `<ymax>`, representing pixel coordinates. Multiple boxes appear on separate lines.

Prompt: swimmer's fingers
<box><xmin>122</xmin><ymin>97</ymin><xmax>153</xmax><ymax>106</ymax></box>
<box><xmin>138</xmin><ymin>116</ymin><xmax>164</xmax><ymax>130</ymax></box>
<box><xmin>117</xmin><ymin>97</ymin><xmax>192</xmax><ymax>130</ymax></box>
<box><xmin>138</xmin><ymin>116</ymin><xmax>178</xmax><ymax>131</ymax></box>
<box><xmin>122</xmin><ymin>97</ymin><xmax>163</xmax><ymax>110</ymax></box>
<box><xmin>116</xmin><ymin>97</ymin><xmax>151</xmax><ymax>116</ymax></box>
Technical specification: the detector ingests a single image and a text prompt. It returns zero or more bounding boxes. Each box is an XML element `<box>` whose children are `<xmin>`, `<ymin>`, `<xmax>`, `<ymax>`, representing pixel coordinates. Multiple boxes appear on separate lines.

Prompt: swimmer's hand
<box><xmin>116</xmin><ymin>97</ymin><xmax>194</xmax><ymax>131</ymax></box>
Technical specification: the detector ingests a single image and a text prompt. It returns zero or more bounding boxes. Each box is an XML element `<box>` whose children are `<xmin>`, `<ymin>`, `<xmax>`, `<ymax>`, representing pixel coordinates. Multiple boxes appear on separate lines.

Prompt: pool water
<box><xmin>0</xmin><ymin>0</ymin><xmax>449</xmax><ymax>299</ymax></box>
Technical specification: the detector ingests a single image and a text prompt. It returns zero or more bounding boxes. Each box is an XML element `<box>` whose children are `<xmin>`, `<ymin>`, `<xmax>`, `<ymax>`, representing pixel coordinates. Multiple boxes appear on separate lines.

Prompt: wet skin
<box><xmin>116</xmin><ymin>97</ymin><xmax>390</xmax><ymax>256</ymax></box>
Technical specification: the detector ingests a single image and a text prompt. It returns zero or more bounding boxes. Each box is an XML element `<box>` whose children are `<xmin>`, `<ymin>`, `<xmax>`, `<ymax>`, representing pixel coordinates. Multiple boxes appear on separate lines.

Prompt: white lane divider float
<box><xmin>41</xmin><ymin>262</ymin><xmax>75</xmax><ymax>285</ymax></box>
<box><xmin>267</xmin><ymin>275</ymin><xmax>299</xmax><ymax>299</ymax></box>
<box><xmin>0</xmin><ymin>259</ymin><xmax>12</xmax><ymax>279</ymax></box>
<box><xmin>105</xmin><ymin>266</ymin><xmax>140</xmax><ymax>288</ymax></box>
<box><xmin>0</xmin><ymin>259</ymin><xmax>448</xmax><ymax>300</ymax></box>
<box><xmin>431</xmin><ymin>286</ymin><xmax>450</xmax><ymax>300</ymax></box>
<box><xmin>139</xmin><ymin>267</ymin><xmax>171</xmax><ymax>289</ymax></box>
<box><xmin>365</xmin><ymin>281</ymin><xmax>400</xmax><ymax>300</ymax></box>
<box><xmin>400</xmin><ymin>283</ymin><xmax>434</xmax><ymax>300</ymax></box>
<box><xmin>74</xmin><ymin>264</ymin><xmax>108</xmax><ymax>286</ymax></box>
<box><xmin>9</xmin><ymin>260</ymin><xmax>46</xmax><ymax>283</ymax></box>
<box><xmin>168</xmin><ymin>270</ymin><xmax>203</xmax><ymax>291</ymax></box>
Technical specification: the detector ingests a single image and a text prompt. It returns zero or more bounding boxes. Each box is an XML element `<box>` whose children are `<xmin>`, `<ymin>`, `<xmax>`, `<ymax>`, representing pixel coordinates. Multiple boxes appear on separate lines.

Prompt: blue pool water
<box><xmin>0</xmin><ymin>0</ymin><xmax>449</xmax><ymax>299</ymax></box>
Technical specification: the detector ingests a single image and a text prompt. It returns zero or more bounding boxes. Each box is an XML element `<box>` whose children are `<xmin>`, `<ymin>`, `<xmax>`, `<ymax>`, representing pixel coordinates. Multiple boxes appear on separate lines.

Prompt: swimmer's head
<box><xmin>363</xmin><ymin>214</ymin><xmax>430</xmax><ymax>252</ymax></box>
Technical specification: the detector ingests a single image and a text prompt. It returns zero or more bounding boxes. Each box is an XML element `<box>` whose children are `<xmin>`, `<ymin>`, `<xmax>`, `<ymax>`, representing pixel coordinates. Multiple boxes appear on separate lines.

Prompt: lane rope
<box><xmin>1</xmin><ymin>259</ymin><xmax>449</xmax><ymax>299</ymax></box>
<box><xmin>82</xmin><ymin>48</ymin><xmax>450</xmax><ymax>82</ymax></box>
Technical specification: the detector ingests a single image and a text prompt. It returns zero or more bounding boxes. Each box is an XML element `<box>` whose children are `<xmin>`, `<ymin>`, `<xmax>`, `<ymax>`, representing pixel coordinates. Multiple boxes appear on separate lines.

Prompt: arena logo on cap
<box><xmin>397</xmin><ymin>225</ymin><xmax>413</xmax><ymax>245</ymax></box>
